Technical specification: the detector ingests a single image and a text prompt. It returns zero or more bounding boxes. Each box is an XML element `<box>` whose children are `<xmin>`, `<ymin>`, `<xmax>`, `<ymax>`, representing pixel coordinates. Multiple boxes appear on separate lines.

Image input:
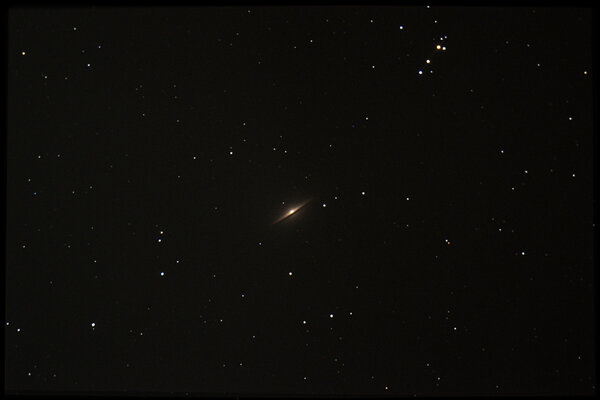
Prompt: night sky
<box><xmin>6</xmin><ymin>6</ymin><xmax>595</xmax><ymax>396</ymax></box>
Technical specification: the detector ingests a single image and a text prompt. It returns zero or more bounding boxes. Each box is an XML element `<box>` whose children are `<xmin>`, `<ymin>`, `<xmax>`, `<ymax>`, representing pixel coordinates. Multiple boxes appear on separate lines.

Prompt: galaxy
<box><xmin>273</xmin><ymin>199</ymin><xmax>312</xmax><ymax>224</ymax></box>
<box><xmin>6</xmin><ymin>6</ymin><xmax>594</xmax><ymax>396</ymax></box>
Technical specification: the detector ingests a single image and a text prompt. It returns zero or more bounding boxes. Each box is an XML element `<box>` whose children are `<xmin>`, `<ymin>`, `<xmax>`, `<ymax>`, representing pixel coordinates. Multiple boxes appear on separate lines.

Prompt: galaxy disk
<box><xmin>272</xmin><ymin>199</ymin><xmax>312</xmax><ymax>224</ymax></box>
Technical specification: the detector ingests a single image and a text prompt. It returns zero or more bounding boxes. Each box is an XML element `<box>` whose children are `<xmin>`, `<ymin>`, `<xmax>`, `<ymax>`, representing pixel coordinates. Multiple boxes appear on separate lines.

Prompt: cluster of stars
<box><xmin>9</xmin><ymin>6</ymin><xmax>592</xmax><ymax>395</ymax></box>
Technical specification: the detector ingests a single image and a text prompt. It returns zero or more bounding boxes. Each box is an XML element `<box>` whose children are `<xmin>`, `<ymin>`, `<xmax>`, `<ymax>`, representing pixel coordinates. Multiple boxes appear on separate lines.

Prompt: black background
<box><xmin>6</xmin><ymin>6</ymin><xmax>595</xmax><ymax>395</ymax></box>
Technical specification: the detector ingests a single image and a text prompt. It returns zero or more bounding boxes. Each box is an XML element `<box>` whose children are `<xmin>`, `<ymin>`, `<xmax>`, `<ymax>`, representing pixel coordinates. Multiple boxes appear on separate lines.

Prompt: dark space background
<box><xmin>6</xmin><ymin>6</ymin><xmax>595</xmax><ymax>396</ymax></box>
